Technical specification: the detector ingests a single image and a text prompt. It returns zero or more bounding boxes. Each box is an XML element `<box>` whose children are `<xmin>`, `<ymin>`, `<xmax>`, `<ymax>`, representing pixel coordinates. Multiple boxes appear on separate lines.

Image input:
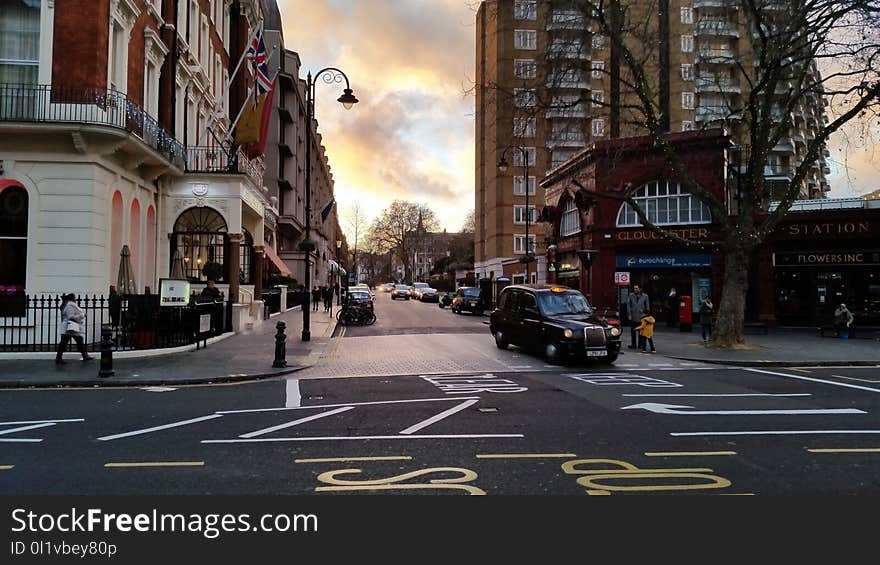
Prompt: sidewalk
<box><xmin>0</xmin><ymin>306</ymin><xmax>338</xmax><ymax>388</ymax></box>
<box><xmin>639</xmin><ymin>325</ymin><xmax>880</xmax><ymax>367</ymax></box>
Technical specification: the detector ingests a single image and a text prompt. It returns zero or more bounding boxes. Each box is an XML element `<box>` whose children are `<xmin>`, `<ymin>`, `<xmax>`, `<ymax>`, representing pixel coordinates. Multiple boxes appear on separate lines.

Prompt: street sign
<box><xmin>614</xmin><ymin>272</ymin><xmax>630</xmax><ymax>286</ymax></box>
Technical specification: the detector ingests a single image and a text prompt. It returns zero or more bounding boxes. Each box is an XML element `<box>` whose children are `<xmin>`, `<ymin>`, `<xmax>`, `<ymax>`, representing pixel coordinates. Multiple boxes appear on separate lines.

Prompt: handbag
<box><xmin>65</xmin><ymin>320</ymin><xmax>81</xmax><ymax>334</ymax></box>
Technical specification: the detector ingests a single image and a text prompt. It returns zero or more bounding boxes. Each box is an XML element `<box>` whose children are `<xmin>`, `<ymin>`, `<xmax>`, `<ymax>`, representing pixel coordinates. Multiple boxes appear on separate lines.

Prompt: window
<box><xmin>514</xmin><ymin>206</ymin><xmax>536</xmax><ymax>224</ymax></box>
<box><xmin>0</xmin><ymin>0</ymin><xmax>40</xmax><ymax>84</ymax></box>
<box><xmin>681</xmin><ymin>64</ymin><xmax>693</xmax><ymax>81</ymax></box>
<box><xmin>514</xmin><ymin>88</ymin><xmax>537</xmax><ymax>108</ymax></box>
<box><xmin>549</xmin><ymin>67</ymin><xmax>586</xmax><ymax>88</ymax></box>
<box><xmin>514</xmin><ymin>30</ymin><xmax>537</xmax><ymax>50</ymax></box>
<box><xmin>512</xmin><ymin>147</ymin><xmax>536</xmax><ymax>166</ymax></box>
<box><xmin>681</xmin><ymin>7</ymin><xmax>693</xmax><ymax>24</ymax></box>
<box><xmin>616</xmin><ymin>180</ymin><xmax>712</xmax><ymax>227</ymax></box>
<box><xmin>592</xmin><ymin>118</ymin><xmax>605</xmax><ymax>137</ymax></box>
<box><xmin>201</xmin><ymin>17</ymin><xmax>209</xmax><ymax>66</ymax></box>
<box><xmin>681</xmin><ymin>35</ymin><xmax>693</xmax><ymax>53</ymax></box>
<box><xmin>592</xmin><ymin>34</ymin><xmax>605</xmax><ymax>49</ymax></box>
<box><xmin>591</xmin><ymin>61</ymin><xmax>605</xmax><ymax>79</ymax></box>
<box><xmin>682</xmin><ymin>120</ymin><xmax>694</xmax><ymax>131</ymax></box>
<box><xmin>514</xmin><ymin>59</ymin><xmax>536</xmax><ymax>79</ymax></box>
<box><xmin>189</xmin><ymin>0</ymin><xmax>198</xmax><ymax>45</ymax></box>
<box><xmin>172</xmin><ymin>207</ymin><xmax>229</xmax><ymax>282</ymax></box>
<box><xmin>560</xmin><ymin>199</ymin><xmax>580</xmax><ymax>236</ymax></box>
<box><xmin>514</xmin><ymin>0</ymin><xmax>537</xmax><ymax>20</ymax></box>
<box><xmin>0</xmin><ymin>184</ymin><xmax>28</xmax><ymax>293</ymax></box>
<box><xmin>591</xmin><ymin>89</ymin><xmax>604</xmax><ymax>107</ymax></box>
<box><xmin>682</xmin><ymin>92</ymin><xmax>694</xmax><ymax>109</ymax></box>
<box><xmin>514</xmin><ymin>176</ymin><xmax>536</xmax><ymax>196</ymax></box>
<box><xmin>514</xmin><ymin>235</ymin><xmax>536</xmax><ymax>254</ymax></box>
<box><xmin>513</xmin><ymin>117</ymin><xmax>536</xmax><ymax>138</ymax></box>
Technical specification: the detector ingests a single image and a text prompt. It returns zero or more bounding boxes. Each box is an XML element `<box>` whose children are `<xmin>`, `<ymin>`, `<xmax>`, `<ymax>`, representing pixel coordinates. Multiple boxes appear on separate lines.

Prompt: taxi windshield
<box><xmin>537</xmin><ymin>291</ymin><xmax>592</xmax><ymax>316</ymax></box>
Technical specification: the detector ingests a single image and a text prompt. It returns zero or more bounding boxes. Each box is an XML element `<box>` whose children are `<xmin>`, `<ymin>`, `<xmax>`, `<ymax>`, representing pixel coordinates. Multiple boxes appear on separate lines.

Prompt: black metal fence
<box><xmin>0</xmin><ymin>293</ymin><xmax>226</xmax><ymax>352</ymax></box>
<box><xmin>262</xmin><ymin>289</ymin><xmax>282</xmax><ymax>317</ymax></box>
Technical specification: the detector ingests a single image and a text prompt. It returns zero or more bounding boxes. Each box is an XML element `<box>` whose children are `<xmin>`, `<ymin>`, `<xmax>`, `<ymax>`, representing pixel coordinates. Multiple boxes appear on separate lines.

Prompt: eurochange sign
<box><xmin>616</xmin><ymin>253</ymin><xmax>712</xmax><ymax>269</ymax></box>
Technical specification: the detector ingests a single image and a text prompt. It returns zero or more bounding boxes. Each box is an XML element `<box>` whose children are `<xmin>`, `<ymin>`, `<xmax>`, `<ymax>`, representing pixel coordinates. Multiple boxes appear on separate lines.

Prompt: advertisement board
<box><xmin>159</xmin><ymin>279</ymin><xmax>191</xmax><ymax>307</ymax></box>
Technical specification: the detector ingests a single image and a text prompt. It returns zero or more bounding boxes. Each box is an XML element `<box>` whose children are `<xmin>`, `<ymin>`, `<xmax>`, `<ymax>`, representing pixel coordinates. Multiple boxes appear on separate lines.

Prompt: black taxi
<box><xmin>489</xmin><ymin>285</ymin><xmax>622</xmax><ymax>364</ymax></box>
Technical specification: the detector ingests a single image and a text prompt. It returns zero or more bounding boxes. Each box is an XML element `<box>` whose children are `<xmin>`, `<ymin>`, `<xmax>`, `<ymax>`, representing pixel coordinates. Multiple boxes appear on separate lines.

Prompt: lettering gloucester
<box><xmin>786</xmin><ymin>221</ymin><xmax>870</xmax><ymax>236</ymax></box>
<box><xmin>617</xmin><ymin>227</ymin><xmax>709</xmax><ymax>241</ymax></box>
<box><xmin>421</xmin><ymin>375</ymin><xmax>527</xmax><ymax>394</ymax></box>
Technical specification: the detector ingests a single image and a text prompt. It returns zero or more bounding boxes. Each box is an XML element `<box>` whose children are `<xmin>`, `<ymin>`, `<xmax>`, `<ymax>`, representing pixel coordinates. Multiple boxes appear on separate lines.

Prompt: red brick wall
<box><xmin>53</xmin><ymin>0</ymin><xmax>111</xmax><ymax>90</ymax></box>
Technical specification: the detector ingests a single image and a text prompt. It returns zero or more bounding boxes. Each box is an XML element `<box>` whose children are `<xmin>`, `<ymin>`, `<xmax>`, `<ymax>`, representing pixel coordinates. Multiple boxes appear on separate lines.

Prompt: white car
<box><xmin>411</xmin><ymin>282</ymin><xmax>430</xmax><ymax>300</ymax></box>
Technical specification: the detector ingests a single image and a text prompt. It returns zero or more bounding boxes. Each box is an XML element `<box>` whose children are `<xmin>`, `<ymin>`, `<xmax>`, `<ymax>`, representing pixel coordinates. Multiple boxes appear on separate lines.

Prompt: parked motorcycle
<box><xmin>439</xmin><ymin>292</ymin><xmax>453</xmax><ymax>309</ymax></box>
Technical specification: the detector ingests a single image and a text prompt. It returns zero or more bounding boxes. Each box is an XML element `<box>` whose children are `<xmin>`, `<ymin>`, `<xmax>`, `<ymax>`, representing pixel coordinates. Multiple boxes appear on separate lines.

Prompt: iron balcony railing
<box><xmin>0</xmin><ymin>83</ymin><xmax>185</xmax><ymax>168</ymax></box>
<box><xmin>184</xmin><ymin>145</ymin><xmax>264</xmax><ymax>188</ymax></box>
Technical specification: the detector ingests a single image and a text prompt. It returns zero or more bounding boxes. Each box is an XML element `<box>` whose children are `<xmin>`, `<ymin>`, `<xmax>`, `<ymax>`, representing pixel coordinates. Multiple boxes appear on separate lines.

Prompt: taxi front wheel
<box><xmin>494</xmin><ymin>330</ymin><xmax>509</xmax><ymax>350</ymax></box>
<box><xmin>545</xmin><ymin>341</ymin><xmax>565</xmax><ymax>365</ymax></box>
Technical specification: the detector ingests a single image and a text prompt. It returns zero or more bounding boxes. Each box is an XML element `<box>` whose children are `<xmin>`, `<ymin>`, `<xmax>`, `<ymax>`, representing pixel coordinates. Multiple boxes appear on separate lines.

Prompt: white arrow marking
<box><xmin>621</xmin><ymin>402</ymin><xmax>866</xmax><ymax>416</ymax></box>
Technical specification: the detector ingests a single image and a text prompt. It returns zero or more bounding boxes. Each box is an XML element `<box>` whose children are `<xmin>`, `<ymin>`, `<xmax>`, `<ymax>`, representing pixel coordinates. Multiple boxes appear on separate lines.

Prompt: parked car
<box><xmin>349</xmin><ymin>284</ymin><xmax>375</xmax><ymax>299</ymax></box>
<box><xmin>391</xmin><ymin>284</ymin><xmax>410</xmax><ymax>300</ymax></box>
<box><xmin>451</xmin><ymin>287</ymin><xmax>484</xmax><ymax>315</ymax></box>
<box><xmin>489</xmin><ymin>285</ymin><xmax>622</xmax><ymax>365</ymax></box>
<box><xmin>411</xmin><ymin>282</ymin><xmax>431</xmax><ymax>300</ymax></box>
<box><xmin>419</xmin><ymin>288</ymin><xmax>439</xmax><ymax>303</ymax></box>
<box><xmin>346</xmin><ymin>290</ymin><xmax>374</xmax><ymax>311</ymax></box>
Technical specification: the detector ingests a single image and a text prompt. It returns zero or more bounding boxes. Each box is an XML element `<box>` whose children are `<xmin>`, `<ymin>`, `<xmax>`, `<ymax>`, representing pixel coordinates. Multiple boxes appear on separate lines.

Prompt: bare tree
<box><xmin>368</xmin><ymin>200</ymin><xmax>440</xmax><ymax>283</ymax></box>
<box><xmin>344</xmin><ymin>204</ymin><xmax>367</xmax><ymax>282</ymax></box>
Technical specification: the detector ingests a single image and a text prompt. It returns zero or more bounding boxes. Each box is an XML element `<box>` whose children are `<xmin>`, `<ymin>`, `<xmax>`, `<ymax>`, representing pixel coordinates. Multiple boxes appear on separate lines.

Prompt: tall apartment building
<box><xmin>475</xmin><ymin>0</ymin><xmax>830</xmax><ymax>286</ymax></box>
<box><xmin>0</xmin><ymin>0</ymin><xmax>295</xmax><ymax>331</ymax></box>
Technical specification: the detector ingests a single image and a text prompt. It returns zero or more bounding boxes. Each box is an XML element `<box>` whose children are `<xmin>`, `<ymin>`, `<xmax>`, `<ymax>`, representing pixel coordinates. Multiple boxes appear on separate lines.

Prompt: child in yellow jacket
<box><xmin>636</xmin><ymin>310</ymin><xmax>656</xmax><ymax>353</ymax></box>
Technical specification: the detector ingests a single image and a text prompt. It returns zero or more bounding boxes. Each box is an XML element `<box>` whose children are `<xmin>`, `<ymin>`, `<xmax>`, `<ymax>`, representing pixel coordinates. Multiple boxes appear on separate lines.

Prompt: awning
<box><xmin>263</xmin><ymin>244</ymin><xmax>292</xmax><ymax>276</ymax></box>
<box><xmin>328</xmin><ymin>259</ymin><xmax>347</xmax><ymax>276</ymax></box>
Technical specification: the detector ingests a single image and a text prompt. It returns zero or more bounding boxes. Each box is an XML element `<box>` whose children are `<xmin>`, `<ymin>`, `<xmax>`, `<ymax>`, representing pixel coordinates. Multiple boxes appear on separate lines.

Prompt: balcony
<box><xmin>0</xmin><ymin>83</ymin><xmax>184</xmax><ymax>169</ymax></box>
<box><xmin>547</xmin><ymin>42</ymin><xmax>590</xmax><ymax>61</ymax></box>
<box><xmin>696</xmin><ymin>19</ymin><xmax>739</xmax><ymax>37</ymax></box>
<box><xmin>546</xmin><ymin>131</ymin><xmax>587</xmax><ymax>148</ymax></box>
<box><xmin>696</xmin><ymin>49</ymin><xmax>736</xmax><ymax>64</ymax></box>
<box><xmin>546</xmin><ymin>77</ymin><xmax>589</xmax><ymax>90</ymax></box>
<box><xmin>547</xmin><ymin>11</ymin><xmax>586</xmax><ymax>31</ymax></box>
<box><xmin>694</xmin><ymin>0</ymin><xmax>736</xmax><ymax>7</ymax></box>
<box><xmin>695</xmin><ymin>105</ymin><xmax>736</xmax><ymax>122</ymax></box>
<box><xmin>696</xmin><ymin>76</ymin><xmax>741</xmax><ymax>93</ymax></box>
<box><xmin>545</xmin><ymin>102</ymin><xmax>588</xmax><ymax>119</ymax></box>
<box><xmin>185</xmin><ymin>145</ymin><xmax>264</xmax><ymax>189</ymax></box>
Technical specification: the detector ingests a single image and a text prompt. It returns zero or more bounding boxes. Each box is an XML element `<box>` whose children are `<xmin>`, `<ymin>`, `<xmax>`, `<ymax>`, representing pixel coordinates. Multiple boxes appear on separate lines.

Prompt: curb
<box><xmin>0</xmin><ymin>364</ymin><xmax>311</xmax><ymax>389</ymax></box>
<box><xmin>0</xmin><ymin>333</ymin><xmax>234</xmax><ymax>361</ymax></box>
<box><xmin>665</xmin><ymin>355</ymin><xmax>880</xmax><ymax>368</ymax></box>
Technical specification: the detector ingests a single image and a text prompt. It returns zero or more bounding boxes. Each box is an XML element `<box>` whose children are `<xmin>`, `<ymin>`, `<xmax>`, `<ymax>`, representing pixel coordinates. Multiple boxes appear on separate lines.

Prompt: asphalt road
<box><xmin>341</xmin><ymin>290</ymin><xmax>487</xmax><ymax>337</ymax></box>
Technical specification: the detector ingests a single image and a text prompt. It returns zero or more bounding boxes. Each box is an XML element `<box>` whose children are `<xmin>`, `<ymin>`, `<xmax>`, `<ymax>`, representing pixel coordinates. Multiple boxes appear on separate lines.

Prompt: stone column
<box><xmin>253</xmin><ymin>244</ymin><xmax>265</xmax><ymax>297</ymax></box>
<box><xmin>226</xmin><ymin>233</ymin><xmax>242</xmax><ymax>303</ymax></box>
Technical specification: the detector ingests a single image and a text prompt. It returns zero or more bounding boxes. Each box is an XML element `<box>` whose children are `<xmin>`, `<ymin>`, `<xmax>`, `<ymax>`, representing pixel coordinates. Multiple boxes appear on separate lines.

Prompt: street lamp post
<box><xmin>301</xmin><ymin>68</ymin><xmax>358</xmax><ymax>341</ymax></box>
<box><xmin>498</xmin><ymin>146</ymin><xmax>531</xmax><ymax>283</ymax></box>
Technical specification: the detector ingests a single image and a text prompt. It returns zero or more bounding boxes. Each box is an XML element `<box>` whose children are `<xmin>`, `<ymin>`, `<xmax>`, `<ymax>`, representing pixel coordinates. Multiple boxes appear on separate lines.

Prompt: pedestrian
<box><xmin>55</xmin><ymin>293</ymin><xmax>94</xmax><ymax>364</ymax></box>
<box><xmin>626</xmin><ymin>284</ymin><xmax>650</xmax><ymax>349</ymax></box>
<box><xmin>322</xmin><ymin>285</ymin><xmax>332</xmax><ymax>312</ymax></box>
<box><xmin>699</xmin><ymin>296</ymin><xmax>714</xmax><ymax>342</ymax></box>
<box><xmin>666</xmin><ymin>287</ymin><xmax>678</xmax><ymax>327</ymax></box>
<box><xmin>833</xmin><ymin>303</ymin><xmax>854</xmax><ymax>338</ymax></box>
<box><xmin>108</xmin><ymin>284</ymin><xmax>121</xmax><ymax>328</ymax></box>
<box><xmin>636</xmin><ymin>309</ymin><xmax>656</xmax><ymax>353</ymax></box>
<box><xmin>199</xmin><ymin>280</ymin><xmax>222</xmax><ymax>302</ymax></box>
<box><xmin>311</xmin><ymin>286</ymin><xmax>320</xmax><ymax>312</ymax></box>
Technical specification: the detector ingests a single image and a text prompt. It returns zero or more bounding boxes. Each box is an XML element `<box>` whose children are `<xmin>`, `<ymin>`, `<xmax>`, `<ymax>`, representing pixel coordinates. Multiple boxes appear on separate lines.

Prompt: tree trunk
<box><xmin>711</xmin><ymin>246</ymin><xmax>750</xmax><ymax>348</ymax></box>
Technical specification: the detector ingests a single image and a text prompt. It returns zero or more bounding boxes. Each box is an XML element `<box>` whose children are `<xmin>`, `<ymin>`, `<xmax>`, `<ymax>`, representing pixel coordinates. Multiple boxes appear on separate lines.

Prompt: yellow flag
<box><xmin>234</xmin><ymin>93</ymin><xmax>268</xmax><ymax>145</ymax></box>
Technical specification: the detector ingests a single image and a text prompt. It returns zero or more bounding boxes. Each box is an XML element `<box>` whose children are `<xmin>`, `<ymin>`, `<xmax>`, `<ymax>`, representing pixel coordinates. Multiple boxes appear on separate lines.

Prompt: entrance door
<box><xmin>817</xmin><ymin>271</ymin><xmax>845</xmax><ymax>324</ymax></box>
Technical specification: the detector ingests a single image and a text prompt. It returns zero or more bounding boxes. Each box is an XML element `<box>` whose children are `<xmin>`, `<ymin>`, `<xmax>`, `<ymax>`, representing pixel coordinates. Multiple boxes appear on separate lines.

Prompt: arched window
<box><xmin>560</xmin><ymin>198</ymin><xmax>580</xmax><ymax>236</ymax></box>
<box><xmin>172</xmin><ymin>207</ymin><xmax>228</xmax><ymax>282</ymax></box>
<box><xmin>110</xmin><ymin>191</ymin><xmax>123</xmax><ymax>280</ymax></box>
<box><xmin>0</xmin><ymin>183</ymin><xmax>28</xmax><ymax>292</ymax></box>
<box><xmin>616</xmin><ymin>180</ymin><xmax>711</xmax><ymax>227</ymax></box>
<box><xmin>145</xmin><ymin>205</ymin><xmax>156</xmax><ymax>289</ymax></box>
<box><xmin>129</xmin><ymin>199</ymin><xmax>140</xmax><ymax>289</ymax></box>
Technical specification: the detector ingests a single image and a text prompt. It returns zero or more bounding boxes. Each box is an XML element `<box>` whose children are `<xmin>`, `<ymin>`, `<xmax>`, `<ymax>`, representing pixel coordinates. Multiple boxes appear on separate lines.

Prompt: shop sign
<box><xmin>159</xmin><ymin>279</ymin><xmax>191</xmax><ymax>307</ymax></box>
<box><xmin>614</xmin><ymin>272</ymin><xmax>630</xmax><ymax>285</ymax></box>
<box><xmin>617</xmin><ymin>227</ymin><xmax>710</xmax><ymax>242</ymax></box>
<box><xmin>616</xmin><ymin>253</ymin><xmax>712</xmax><ymax>269</ymax></box>
<box><xmin>773</xmin><ymin>250</ymin><xmax>880</xmax><ymax>267</ymax></box>
<box><xmin>783</xmin><ymin>221</ymin><xmax>871</xmax><ymax>238</ymax></box>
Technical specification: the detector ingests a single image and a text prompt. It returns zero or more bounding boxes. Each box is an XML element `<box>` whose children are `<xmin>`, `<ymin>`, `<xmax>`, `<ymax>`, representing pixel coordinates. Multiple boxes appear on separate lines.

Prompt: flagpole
<box><xmin>228</xmin><ymin>19</ymin><xmax>263</xmax><ymax>87</ymax></box>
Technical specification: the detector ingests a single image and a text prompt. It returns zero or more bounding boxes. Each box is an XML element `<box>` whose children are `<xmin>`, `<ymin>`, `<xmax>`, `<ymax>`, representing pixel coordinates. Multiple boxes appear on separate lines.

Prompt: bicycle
<box><xmin>336</xmin><ymin>303</ymin><xmax>377</xmax><ymax>326</ymax></box>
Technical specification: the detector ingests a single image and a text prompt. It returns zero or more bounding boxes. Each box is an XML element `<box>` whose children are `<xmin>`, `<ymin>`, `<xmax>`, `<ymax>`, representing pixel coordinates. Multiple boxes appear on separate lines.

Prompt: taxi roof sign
<box><xmin>551</xmin><ymin>287</ymin><xmax>568</xmax><ymax>293</ymax></box>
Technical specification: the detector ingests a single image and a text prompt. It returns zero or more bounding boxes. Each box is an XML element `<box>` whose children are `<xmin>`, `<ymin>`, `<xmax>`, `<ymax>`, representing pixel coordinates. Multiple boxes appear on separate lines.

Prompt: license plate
<box><xmin>469</xmin><ymin>301</ymin><xmax>477</xmax><ymax>306</ymax></box>
<box><xmin>586</xmin><ymin>350</ymin><xmax>606</xmax><ymax>357</ymax></box>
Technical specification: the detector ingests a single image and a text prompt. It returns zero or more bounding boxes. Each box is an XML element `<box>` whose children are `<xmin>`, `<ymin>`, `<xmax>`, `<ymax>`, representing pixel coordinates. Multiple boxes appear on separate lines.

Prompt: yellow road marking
<box><xmin>104</xmin><ymin>462</ymin><xmax>204</xmax><ymax>468</ymax></box>
<box><xmin>644</xmin><ymin>451</ymin><xmax>737</xmax><ymax>457</ymax></box>
<box><xmin>476</xmin><ymin>453</ymin><xmax>578</xmax><ymax>459</ymax></box>
<box><xmin>807</xmin><ymin>448</ymin><xmax>880</xmax><ymax>453</ymax></box>
<box><xmin>833</xmin><ymin>375</ymin><xmax>880</xmax><ymax>384</ymax></box>
<box><xmin>0</xmin><ymin>465</ymin><xmax>13</xmax><ymax>470</ymax></box>
<box><xmin>295</xmin><ymin>456</ymin><xmax>412</xmax><ymax>463</ymax></box>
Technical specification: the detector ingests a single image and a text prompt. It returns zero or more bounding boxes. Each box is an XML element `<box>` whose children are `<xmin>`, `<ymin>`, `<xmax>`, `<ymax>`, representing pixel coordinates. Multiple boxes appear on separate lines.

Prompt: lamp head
<box><xmin>497</xmin><ymin>155</ymin><xmax>509</xmax><ymax>173</ymax></box>
<box><xmin>338</xmin><ymin>88</ymin><xmax>358</xmax><ymax>110</ymax></box>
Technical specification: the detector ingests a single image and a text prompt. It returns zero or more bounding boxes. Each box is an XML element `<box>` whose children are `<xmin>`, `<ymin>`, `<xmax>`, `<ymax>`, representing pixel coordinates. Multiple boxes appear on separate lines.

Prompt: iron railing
<box><xmin>0</xmin><ymin>293</ymin><xmax>226</xmax><ymax>352</ymax></box>
<box><xmin>0</xmin><ymin>83</ymin><xmax>185</xmax><ymax>168</ymax></box>
<box><xmin>184</xmin><ymin>145</ymin><xmax>265</xmax><ymax>192</ymax></box>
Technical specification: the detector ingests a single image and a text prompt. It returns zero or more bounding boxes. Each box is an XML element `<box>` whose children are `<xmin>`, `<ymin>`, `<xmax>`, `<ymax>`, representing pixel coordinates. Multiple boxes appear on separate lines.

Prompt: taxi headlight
<box><xmin>563</xmin><ymin>329</ymin><xmax>574</xmax><ymax>338</ymax></box>
<box><xmin>610</xmin><ymin>327</ymin><xmax>621</xmax><ymax>337</ymax></box>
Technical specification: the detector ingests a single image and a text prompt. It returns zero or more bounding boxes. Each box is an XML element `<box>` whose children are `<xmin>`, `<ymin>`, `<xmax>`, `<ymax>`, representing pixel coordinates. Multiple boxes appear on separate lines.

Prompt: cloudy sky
<box><xmin>277</xmin><ymin>0</ymin><xmax>879</xmax><ymax>233</ymax></box>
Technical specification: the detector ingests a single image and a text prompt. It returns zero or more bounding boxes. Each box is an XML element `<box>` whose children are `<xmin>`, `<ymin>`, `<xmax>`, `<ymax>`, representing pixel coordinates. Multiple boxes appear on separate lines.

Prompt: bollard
<box><xmin>98</xmin><ymin>324</ymin><xmax>114</xmax><ymax>377</ymax></box>
<box><xmin>272</xmin><ymin>321</ymin><xmax>288</xmax><ymax>368</ymax></box>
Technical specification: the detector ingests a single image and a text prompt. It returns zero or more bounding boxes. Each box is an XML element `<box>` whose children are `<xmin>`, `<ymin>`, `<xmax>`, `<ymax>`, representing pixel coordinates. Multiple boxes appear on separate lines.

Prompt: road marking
<box><xmin>568</xmin><ymin>373</ymin><xmax>682</xmax><ymax>388</ymax></box>
<box><xmin>476</xmin><ymin>453</ymin><xmax>577</xmax><ymax>459</ymax></box>
<box><xmin>285</xmin><ymin>379</ymin><xmax>301</xmax><ymax>407</ymax></box>
<box><xmin>671</xmin><ymin>430</ymin><xmax>880</xmax><ymax>437</ymax></box>
<box><xmin>720</xmin><ymin>493</ymin><xmax>755</xmax><ymax>496</ymax></box>
<box><xmin>399</xmin><ymin>399</ymin><xmax>478</xmax><ymax>435</ymax></box>
<box><xmin>217</xmin><ymin>396</ymin><xmax>481</xmax><ymax>415</ymax></box>
<box><xmin>239</xmin><ymin>406</ymin><xmax>355</xmax><ymax>438</ymax></box>
<box><xmin>833</xmin><ymin>375</ymin><xmax>880</xmax><ymax>384</ymax></box>
<box><xmin>508</xmin><ymin>365</ymin><xmax>534</xmax><ymax>369</ymax></box>
<box><xmin>806</xmin><ymin>448</ymin><xmax>880</xmax><ymax>453</ymax></box>
<box><xmin>0</xmin><ymin>419</ymin><xmax>84</xmax><ymax>425</ymax></box>
<box><xmin>649</xmin><ymin>363</ymin><xmax>674</xmax><ymax>367</ymax></box>
<box><xmin>622</xmin><ymin>402</ymin><xmax>866</xmax><ymax>416</ymax></box>
<box><xmin>141</xmin><ymin>386</ymin><xmax>177</xmax><ymax>393</ymax></box>
<box><xmin>97</xmin><ymin>414</ymin><xmax>223</xmax><ymax>441</ymax></box>
<box><xmin>0</xmin><ymin>422</ymin><xmax>56</xmax><ymax>436</ymax></box>
<box><xmin>202</xmin><ymin>434</ymin><xmax>524</xmax><ymax>444</ymax></box>
<box><xmin>0</xmin><ymin>439</ymin><xmax>42</xmax><ymax>443</ymax></box>
<box><xmin>644</xmin><ymin>451</ymin><xmax>737</xmax><ymax>457</ymax></box>
<box><xmin>746</xmin><ymin>368</ymin><xmax>880</xmax><ymax>393</ymax></box>
<box><xmin>0</xmin><ymin>465</ymin><xmax>13</xmax><ymax>470</ymax></box>
<box><xmin>295</xmin><ymin>456</ymin><xmax>413</xmax><ymax>463</ymax></box>
<box><xmin>104</xmin><ymin>462</ymin><xmax>205</xmax><ymax>468</ymax></box>
<box><xmin>623</xmin><ymin>393</ymin><xmax>812</xmax><ymax>397</ymax></box>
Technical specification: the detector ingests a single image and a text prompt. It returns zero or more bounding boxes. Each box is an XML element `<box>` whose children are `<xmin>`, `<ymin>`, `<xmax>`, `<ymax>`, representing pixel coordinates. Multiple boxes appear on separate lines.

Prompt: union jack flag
<box><xmin>246</xmin><ymin>28</ymin><xmax>272</xmax><ymax>107</ymax></box>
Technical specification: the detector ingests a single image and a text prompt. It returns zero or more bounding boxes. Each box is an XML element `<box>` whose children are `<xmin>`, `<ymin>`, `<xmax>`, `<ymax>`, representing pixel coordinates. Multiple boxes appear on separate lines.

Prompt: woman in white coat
<box><xmin>55</xmin><ymin>293</ymin><xmax>94</xmax><ymax>364</ymax></box>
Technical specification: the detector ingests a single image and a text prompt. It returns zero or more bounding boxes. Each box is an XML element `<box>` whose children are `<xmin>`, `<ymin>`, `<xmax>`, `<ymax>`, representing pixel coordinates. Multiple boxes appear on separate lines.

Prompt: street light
<box><xmin>498</xmin><ymin>146</ymin><xmax>532</xmax><ymax>283</ymax></box>
<box><xmin>301</xmin><ymin>68</ymin><xmax>358</xmax><ymax>342</ymax></box>
<box><xmin>336</xmin><ymin>239</ymin><xmax>343</xmax><ymax>306</ymax></box>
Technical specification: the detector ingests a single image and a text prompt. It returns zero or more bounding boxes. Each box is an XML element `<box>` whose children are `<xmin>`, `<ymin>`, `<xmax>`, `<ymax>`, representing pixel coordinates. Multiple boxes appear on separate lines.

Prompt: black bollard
<box><xmin>98</xmin><ymin>324</ymin><xmax>114</xmax><ymax>377</ymax></box>
<box><xmin>272</xmin><ymin>321</ymin><xmax>288</xmax><ymax>368</ymax></box>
